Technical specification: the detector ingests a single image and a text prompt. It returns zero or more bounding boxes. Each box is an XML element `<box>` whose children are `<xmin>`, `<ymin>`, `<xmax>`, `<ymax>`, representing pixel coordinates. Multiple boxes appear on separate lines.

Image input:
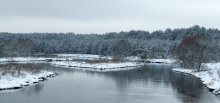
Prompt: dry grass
<box><xmin>0</xmin><ymin>63</ymin><xmax>42</xmax><ymax>76</ymax></box>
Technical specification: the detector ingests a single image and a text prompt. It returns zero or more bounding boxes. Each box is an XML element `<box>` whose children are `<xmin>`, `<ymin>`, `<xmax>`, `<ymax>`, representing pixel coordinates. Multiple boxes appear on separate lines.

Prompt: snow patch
<box><xmin>145</xmin><ymin>59</ymin><xmax>175</xmax><ymax>64</ymax></box>
<box><xmin>55</xmin><ymin>54</ymin><xmax>112</xmax><ymax>60</ymax></box>
<box><xmin>0</xmin><ymin>71</ymin><xmax>55</xmax><ymax>90</ymax></box>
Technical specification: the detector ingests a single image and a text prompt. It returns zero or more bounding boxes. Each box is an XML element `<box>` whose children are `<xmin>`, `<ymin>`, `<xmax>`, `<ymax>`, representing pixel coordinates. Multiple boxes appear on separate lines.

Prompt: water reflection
<box><xmin>0</xmin><ymin>63</ymin><xmax>219</xmax><ymax>103</ymax></box>
<box><xmin>20</xmin><ymin>83</ymin><xmax>44</xmax><ymax>96</ymax></box>
<box><xmin>80</xmin><ymin>64</ymin><xmax>220</xmax><ymax>103</ymax></box>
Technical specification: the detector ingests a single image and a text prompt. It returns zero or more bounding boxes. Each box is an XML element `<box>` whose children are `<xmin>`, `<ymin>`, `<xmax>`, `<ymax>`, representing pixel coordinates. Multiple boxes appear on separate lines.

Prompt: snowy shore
<box><xmin>0</xmin><ymin>71</ymin><xmax>56</xmax><ymax>90</ymax></box>
<box><xmin>173</xmin><ymin>63</ymin><xmax>220</xmax><ymax>95</ymax></box>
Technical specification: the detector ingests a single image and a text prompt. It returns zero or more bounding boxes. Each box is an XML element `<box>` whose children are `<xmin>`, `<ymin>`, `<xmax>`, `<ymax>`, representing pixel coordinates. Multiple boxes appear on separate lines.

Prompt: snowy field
<box><xmin>0</xmin><ymin>71</ymin><xmax>55</xmax><ymax>90</ymax></box>
<box><xmin>173</xmin><ymin>63</ymin><xmax>220</xmax><ymax>95</ymax></box>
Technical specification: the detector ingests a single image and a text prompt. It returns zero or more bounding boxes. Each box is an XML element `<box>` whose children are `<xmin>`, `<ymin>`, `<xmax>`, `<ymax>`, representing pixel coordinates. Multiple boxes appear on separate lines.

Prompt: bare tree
<box><xmin>174</xmin><ymin>35</ymin><xmax>218</xmax><ymax>71</ymax></box>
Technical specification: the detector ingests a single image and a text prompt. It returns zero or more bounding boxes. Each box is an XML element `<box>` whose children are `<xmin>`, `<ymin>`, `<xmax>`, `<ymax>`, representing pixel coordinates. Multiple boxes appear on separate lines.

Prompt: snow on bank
<box><xmin>145</xmin><ymin>59</ymin><xmax>175</xmax><ymax>64</ymax></box>
<box><xmin>55</xmin><ymin>54</ymin><xmax>112</xmax><ymax>60</ymax></box>
<box><xmin>125</xmin><ymin>56</ymin><xmax>175</xmax><ymax>64</ymax></box>
<box><xmin>0</xmin><ymin>57</ymin><xmax>49</xmax><ymax>62</ymax></box>
<box><xmin>0</xmin><ymin>71</ymin><xmax>55</xmax><ymax>90</ymax></box>
<box><xmin>50</xmin><ymin>61</ymin><xmax>144</xmax><ymax>71</ymax></box>
<box><xmin>0</xmin><ymin>57</ymin><xmax>69</xmax><ymax>63</ymax></box>
<box><xmin>173</xmin><ymin>63</ymin><xmax>220</xmax><ymax>95</ymax></box>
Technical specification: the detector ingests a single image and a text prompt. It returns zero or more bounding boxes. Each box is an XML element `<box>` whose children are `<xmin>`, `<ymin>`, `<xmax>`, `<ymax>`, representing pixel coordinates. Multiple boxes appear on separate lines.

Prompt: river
<box><xmin>0</xmin><ymin>63</ymin><xmax>219</xmax><ymax>103</ymax></box>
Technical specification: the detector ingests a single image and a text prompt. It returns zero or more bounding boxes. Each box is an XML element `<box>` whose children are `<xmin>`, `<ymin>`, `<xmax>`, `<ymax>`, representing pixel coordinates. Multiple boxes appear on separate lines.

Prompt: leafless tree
<box><xmin>174</xmin><ymin>35</ymin><xmax>219</xmax><ymax>72</ymax></box>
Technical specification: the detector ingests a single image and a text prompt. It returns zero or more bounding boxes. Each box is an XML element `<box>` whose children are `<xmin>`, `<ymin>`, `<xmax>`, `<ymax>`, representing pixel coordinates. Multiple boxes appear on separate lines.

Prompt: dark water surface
<box><xmin>0</xmin><ymin>64</ymin><xmax>219</xmax><ymax>103</ymax></box>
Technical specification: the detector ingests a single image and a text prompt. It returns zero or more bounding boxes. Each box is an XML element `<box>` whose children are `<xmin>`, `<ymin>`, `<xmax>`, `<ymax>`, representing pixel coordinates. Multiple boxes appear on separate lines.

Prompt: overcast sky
<box><xmin>0</xmin><ymin>0</ymin><xmax>219</xmax><ymax>33</ymax></box>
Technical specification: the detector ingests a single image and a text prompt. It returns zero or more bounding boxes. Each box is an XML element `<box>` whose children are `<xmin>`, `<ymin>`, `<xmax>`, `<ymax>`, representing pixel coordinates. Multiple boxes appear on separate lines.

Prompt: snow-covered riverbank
<box><xmin>0</xmin><ymin>71</ymin><xmax>56</xmax><ymax>90</ymax></box>
<box><xmin>173</xmin><ymin>63</ymin><xmax>220</xmax><ymax>95</ymax></box>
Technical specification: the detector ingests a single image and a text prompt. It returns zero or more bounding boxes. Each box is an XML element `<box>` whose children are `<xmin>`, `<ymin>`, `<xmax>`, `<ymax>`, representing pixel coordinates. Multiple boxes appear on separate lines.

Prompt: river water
<box><xmin>0</xmin><ymin>64</ymin><xmax>219</xmax><ymax>103</ymax></box>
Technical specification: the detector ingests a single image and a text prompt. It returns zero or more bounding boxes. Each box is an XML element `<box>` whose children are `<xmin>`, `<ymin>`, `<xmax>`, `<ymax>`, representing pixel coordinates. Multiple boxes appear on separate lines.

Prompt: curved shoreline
<box><xmin>172</xmin><ymin>68</ymin><xmax>220</xmax><ymax>95</ymax></box>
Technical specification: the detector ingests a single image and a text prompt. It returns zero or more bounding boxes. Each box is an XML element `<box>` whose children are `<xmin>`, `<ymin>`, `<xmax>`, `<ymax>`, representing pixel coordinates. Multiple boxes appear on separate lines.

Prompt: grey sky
<box><xmin>0</xmin><ymin>0</ymin><xmax>220</xmax><ymax>33</ymax></box>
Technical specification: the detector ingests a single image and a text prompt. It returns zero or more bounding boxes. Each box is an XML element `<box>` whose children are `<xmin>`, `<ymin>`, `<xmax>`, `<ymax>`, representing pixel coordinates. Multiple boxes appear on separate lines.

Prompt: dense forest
<box><xmin>0</xmin><ymin>25</ymin><xmax>220</xmax><ymax>59</ymax></box>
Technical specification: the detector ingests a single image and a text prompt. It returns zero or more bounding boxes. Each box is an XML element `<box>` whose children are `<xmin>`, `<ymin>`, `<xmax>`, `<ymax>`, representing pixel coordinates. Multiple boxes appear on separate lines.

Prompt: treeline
<box><xmin>0</xmin><ymin>25</ymin><xmax>220</xmax><ymax>59</ymax></box>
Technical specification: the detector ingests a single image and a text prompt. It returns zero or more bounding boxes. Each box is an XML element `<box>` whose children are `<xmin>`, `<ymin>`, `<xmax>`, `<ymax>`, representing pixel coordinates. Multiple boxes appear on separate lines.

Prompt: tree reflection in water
<box><xmin>1</xmin><ymin>63</ymin><xmax>219</xmax><ymax>103</ymax></box>
<box><xmin>90</xmin><ymin>64</ymin><xmax>218</xmax><ymax>103</ymax></box>
<box><xmin>20</xmin><ymin>83</ymin><xmax>44</xmax><ymax>96</ymax></box>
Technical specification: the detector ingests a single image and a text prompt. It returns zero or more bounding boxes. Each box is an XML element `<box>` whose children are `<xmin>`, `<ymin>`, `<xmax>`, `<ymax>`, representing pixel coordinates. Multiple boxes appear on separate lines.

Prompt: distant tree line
<box><xmin>0</xmin><ymin>25</ymin><xmax>220</xmax><ymax>60</ymax></box>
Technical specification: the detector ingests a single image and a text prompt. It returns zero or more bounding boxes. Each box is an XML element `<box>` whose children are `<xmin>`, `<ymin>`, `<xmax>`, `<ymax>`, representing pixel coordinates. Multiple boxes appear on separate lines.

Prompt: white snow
<box><xmin>50</xmin><ymin>61</ymin><xmax>144</xmax><ymax>71</ymax></box>
<box><xmin>173</xmin><ymin>63</ymin><xmax>220</xmax><ymax>94</ymax></box>
<box><xmin>56</xmin><ymin>54</ymin><xmax>175</xmax><ymax>64</ymax></box>
<box><xmin>51</xmin><ymin>54</ymin><xmax>174</xmax><ymax>71</ymax></box>
<box><xmin>0</xmin><ymin>57</ymin><xmax>69</xmax><ymax>63</ymax></box>
<box><xmin>0</xmin><ymin>57</ymin><xmax>49</xmax><ymax>62</ymax></box>
<box><xmin>0</xmin><ymin>71</ymin><xmax>55</xmax><ymax>90</ymax></box>
<box><xmin>124</xmin><ymin>56</ymin><xmax>141</xmax><ymax>61</ymax></box>
<box><xmin>145</xmin><ymin>59</ymin><xmax>175</xmax><ymax>64</ymax></box>
<box><xmin>55</xmin><ymin>54</ymin><xmax>112</xmax><ymax>60</ymax></box>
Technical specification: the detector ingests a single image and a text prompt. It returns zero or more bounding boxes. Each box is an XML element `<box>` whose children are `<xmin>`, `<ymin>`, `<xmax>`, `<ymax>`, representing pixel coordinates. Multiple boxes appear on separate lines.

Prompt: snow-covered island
<box><xmin>0</xmin><ymin>54</ymin><xmax>175</xmax><ymax>72</ymax></box>
<box><xmin>50</xmin><ymin>54</ymin><xmax>175</xmax><ymax>71</ymax></box>
<box><xmin>173</xmin><ymin>63</ymin><xmax>220</xmax><ymax>95</ymax></box>
<box><xmin>50</xmin><ymin>61</ymin><xmax>144</xmax><ymax>71</ymax></box>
